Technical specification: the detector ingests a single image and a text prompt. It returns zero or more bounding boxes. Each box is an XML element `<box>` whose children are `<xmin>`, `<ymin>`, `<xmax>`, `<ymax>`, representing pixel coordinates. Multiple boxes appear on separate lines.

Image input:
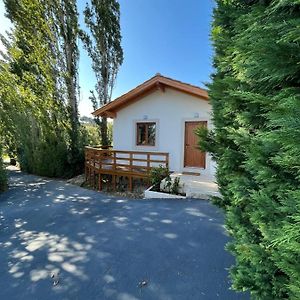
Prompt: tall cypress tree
<box><xmin>198</xmin><ymin>0</ymin><xmax>300</xmax><ymax>298</ymax></box>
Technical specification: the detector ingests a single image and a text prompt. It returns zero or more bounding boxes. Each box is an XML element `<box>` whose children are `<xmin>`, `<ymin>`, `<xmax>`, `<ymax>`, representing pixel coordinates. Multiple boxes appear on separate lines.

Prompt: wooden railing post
<box><xmin>112</xmin><ymin>151</ymin><xmax>116</xmax><ymax>191</ymax></box>
<box><xmin>93</xmin><ymin>150</ymin><xmax>96</xmax><ymax>188</ymax></box>
<box><xmin>113</xmin><ymin>151</ymin><xmax>116</xmax><ymax>169</ymax></box>
<box><xmin>166</xmin><ymin>153</ymin><xmax>169</xmax><ymax>169</ymax></box>
<box><xmin>85</xmin><ymin>148</ymin><xmax>88</xmax><ymax>182</ymax></box>
<box><xmin>99</xmin><ymin>150</ymin><xmax>103</xmax><ymax>191</ymax></box>
<box><xmin>129</xmin><ymin>153</ymin><xmax>133</xmax><ymax>171</ymax></box>
<box><xmin>129</xmin><ymin>153</ymin><xmax>133</xmax><ymax>192</ymax></box>
<box><xmin>147</xmin><ymin>153</ymin><xmax>150</xmax><ymax>174</ymax></box>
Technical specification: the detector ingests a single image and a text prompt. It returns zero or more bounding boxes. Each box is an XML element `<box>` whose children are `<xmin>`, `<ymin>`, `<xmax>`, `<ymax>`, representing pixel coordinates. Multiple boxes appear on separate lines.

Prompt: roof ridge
<box><xmin>113</xmin><ymin>74</ymin><xmax>158</xmax><ymax>100</ymax></box>
<box><xmin>116</xmin><ymin>73</ymin><xmax>206</xmax><ymax>102</ymax></box>
<box><xmin>156</xmin><ymin>74</ymin><xmax>207</xmax><ymax>92</ymax></box>
<box><xmin>92</xmin><ymin>74</ymin><xmax>209</xmax><ymax>117</ymax></box>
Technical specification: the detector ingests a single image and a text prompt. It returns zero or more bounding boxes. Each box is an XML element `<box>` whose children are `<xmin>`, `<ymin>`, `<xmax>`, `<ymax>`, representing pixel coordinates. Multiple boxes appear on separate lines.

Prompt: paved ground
<box><xmin>0</xmin><ymin>170</ymin><xmax>248</xmax><ymax>300</ymax></box>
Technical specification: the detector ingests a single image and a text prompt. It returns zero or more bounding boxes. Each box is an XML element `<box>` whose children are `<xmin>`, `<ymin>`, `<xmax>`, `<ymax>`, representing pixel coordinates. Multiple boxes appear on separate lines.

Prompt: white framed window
<box><xmin>136</xmin><ymin>122</ymin><xmax>156</xmax><ymax>146</ymax></box>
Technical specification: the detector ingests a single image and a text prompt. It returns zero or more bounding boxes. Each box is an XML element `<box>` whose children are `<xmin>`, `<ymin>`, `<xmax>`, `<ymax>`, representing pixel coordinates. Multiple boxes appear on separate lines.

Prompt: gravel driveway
<box><xmin>0</xmin><ymin>170</ymin><xmax>248</xmax><ymax>300</ymax></box>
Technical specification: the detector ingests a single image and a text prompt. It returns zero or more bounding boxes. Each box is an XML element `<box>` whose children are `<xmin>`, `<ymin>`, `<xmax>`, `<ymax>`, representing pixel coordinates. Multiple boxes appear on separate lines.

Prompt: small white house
<box><xmin>93</xmin><ymin>74</ymin><xmax>216</xmax><ymax>178</ymax></box>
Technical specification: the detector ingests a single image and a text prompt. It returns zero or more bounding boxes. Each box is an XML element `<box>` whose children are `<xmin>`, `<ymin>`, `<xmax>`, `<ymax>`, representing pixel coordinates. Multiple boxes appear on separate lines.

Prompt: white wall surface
<box><xmin>113</xmin><ymin>88</ymin><xmax>216</xmax><ymax>176</ymax></box>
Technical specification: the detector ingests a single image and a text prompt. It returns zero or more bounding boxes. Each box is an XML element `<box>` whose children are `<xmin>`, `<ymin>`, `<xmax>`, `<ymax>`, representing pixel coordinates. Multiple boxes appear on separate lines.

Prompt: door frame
<box><xmin>183</xmin><ymin>120</ymin><xmax>207</xmax><ymax>169</ymax></box>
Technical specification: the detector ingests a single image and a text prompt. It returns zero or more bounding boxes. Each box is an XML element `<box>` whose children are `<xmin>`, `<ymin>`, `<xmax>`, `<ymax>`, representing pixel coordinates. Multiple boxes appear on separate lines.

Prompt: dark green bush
<box><xmin>82</xmin><ymin>123</ymin><xmax>101</xmax><ymax>147</ymax></box>
<box><xmin>0</xmin><ymin>147</ymin><xmax>7</xmax><ymax>192</ymax></box>
<box><xmin>171</xmin><ymin>177</ymin><xmax>180</xmax><ymax>195</ymax></box>
<box><xmin>150</xmin><ymin>165</ymin><xmax>170</xmax><ymax>191</ymax></box>
<box><xmin>162</xmin><ymin>174</ymin><xmax>172</xmax><ymax>193</ymax></box>
<box><xmin>198</xmin><ymin>1</ymin><xmax>300</xmax><ymax>299</ymax></box>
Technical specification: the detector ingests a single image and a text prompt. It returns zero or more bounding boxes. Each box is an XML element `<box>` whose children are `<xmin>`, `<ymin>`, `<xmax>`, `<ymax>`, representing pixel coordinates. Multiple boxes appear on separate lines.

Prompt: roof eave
<box><xmin>92</xmin><ymin>75</ymin><xmax>209</xmax><ymax>117</ymax></box>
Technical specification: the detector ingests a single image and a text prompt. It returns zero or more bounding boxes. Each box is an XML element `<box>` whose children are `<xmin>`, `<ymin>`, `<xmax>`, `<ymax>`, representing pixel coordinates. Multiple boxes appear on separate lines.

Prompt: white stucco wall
<box><xmin>113</xmin><ymin>88</ymin><xmax>216</xmax><ymax>176</ymax></box>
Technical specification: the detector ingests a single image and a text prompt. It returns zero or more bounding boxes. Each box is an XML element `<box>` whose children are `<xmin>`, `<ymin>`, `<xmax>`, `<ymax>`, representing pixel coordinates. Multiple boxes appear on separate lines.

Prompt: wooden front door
<box><xmin>184</xmin><ymin>121</ymin><xmax>207</xmax><ymax>168</ymax></box>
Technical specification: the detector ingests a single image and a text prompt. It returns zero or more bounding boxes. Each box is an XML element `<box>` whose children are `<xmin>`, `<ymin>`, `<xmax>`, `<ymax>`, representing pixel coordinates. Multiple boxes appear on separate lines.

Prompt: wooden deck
<box><xmin>85</xmin><ymin>147</ymin><xmax>169</xmax><ymax>191</ymax></box>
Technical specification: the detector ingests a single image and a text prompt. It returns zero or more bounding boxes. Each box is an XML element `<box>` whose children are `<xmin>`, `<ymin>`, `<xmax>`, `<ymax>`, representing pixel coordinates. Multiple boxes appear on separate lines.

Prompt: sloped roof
<box><xmin>92</xmin><ymin>74</ymin><xmax>209</xmax><ymax>118</ymax></box>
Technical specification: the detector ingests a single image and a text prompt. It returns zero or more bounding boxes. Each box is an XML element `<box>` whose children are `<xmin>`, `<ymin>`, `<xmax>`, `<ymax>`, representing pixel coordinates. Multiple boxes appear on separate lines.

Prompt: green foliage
<box><xmin>171</xmin><ymin>177</ymin><xmax>180</xmax><ymax>195</ymax></box>
<box><xmin>80</xmin><ymin>0</ymin><xmax>123</xmax><ymax>146</ymax></box>
<box><xmin>150</xmin><ymin>165</ymin><xmax>170</xmax><ymax>191</ymax></box>
<box><xmin>107</xmin><ymin>121</ymin><xmax>113</xmax><ymax>145</ymax></box>
<box><xmin>80</xmin><ymin>121</ymin><xmax>112</xmax><ymax>147</ymax></box>
<box><xmin>0</xmin><ymin>0</ymin><xmax>84</xmax><ymax>178</ymax></box>
<box><xmin>0</xmin><ymin>145</ymin><xmax>7</xmax><ymax>192</ymax></box>
<box><xmin>150</xmin><ymin>166</ymin><xmax>180</xmax><ymax>195</ymax></box>
<box><xmin>163</xmin><ymin>174</ymin><xmax>172</xmax><ymax>193</ymax></box>
<box><xmin>49</xmin><ymin>0</ymin><xmax>81</xmax><ymax>167</ymax></box>
<box><xmin>199</xmin><ymin>0</ymin><xmax>300</xmax><ymax>298</ymax></box>
<box><xmin>82</xmin><ymin>124</ymin><xmax>101</xmax><ymax>146</ymax></box>
<box><xmin>161</xmin><ymin>174</ymin><xmax>181</xmax><ymax>195</ymax></box>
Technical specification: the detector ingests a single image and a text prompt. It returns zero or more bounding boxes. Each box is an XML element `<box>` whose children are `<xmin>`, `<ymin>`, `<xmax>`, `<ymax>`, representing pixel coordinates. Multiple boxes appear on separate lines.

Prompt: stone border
<box><xmin>144</xmin><ymin>186</ymin><xmax>186</xmax><ymax>199</ymax></box>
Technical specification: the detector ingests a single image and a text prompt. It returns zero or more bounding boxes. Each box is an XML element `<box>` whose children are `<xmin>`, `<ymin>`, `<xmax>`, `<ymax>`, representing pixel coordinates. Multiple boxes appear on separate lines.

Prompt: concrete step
<box><xmin>160</xmin><ymin>173</ymin><xmax>221</xmax><ymax>200</ymax></box>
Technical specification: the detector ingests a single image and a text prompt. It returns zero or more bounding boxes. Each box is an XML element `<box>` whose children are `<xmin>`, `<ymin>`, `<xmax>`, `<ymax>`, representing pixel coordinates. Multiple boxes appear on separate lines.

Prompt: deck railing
<box><xmin>85</xmin><ymin>147</ymin><xmax>169</xmax><ymax>191</ymax></box>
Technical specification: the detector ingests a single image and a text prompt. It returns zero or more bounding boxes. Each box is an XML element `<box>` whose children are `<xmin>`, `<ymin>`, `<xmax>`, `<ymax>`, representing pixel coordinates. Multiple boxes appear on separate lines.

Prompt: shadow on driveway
<box><xmin>0</xmin><ymin>170</ymin><xmax>248</xmax><ymax>300</ymax></box>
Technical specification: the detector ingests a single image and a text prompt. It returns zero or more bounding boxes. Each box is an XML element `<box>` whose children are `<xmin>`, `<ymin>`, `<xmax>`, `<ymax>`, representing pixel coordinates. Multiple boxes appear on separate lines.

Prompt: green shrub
<box><xmin>163</xmin><ymin>174</ymin><xmax>172</xmax><ymax>193</ymax></box>
<box><xmin>150</xmin><ymin>167</ymin><xmax>181</xmax><ymax>195</ymax></box>
<box><xmin>171</xmin><ymin>177</ymin><xmax>180</xmax><ymax>195</ymax></box>
<box><xmin>150</xmin><ymin>165</ymin><xmax>170</xmax><ymax>191</ymax></box>
<box><xmin>81</xmin><ymin>123</ymin><xmax>101</xmax><ymax>146</ymax></box>
<box><xmin>0</xmin><ymin>147</ymin><xmax>7</xmax><ymax>192</ymax></box>
<box><xmin>198</xmin><ymin>1</ymin><xmax>300</xmax><ymax>299</ymax></box>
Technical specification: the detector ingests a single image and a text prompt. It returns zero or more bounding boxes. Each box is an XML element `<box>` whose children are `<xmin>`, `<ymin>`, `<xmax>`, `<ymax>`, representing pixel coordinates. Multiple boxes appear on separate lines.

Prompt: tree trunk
<box><xmin>100</xmin><ymin>117</ymin><xmax>109</xmax><ymax>146</ymax></box>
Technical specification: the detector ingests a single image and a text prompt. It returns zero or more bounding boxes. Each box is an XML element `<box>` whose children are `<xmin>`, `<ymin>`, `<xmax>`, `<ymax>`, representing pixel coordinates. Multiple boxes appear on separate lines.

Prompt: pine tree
<box><xmin>198</xmin><ymin>0</ymin><xmax>300</xmax><ymax>298</ymax></box>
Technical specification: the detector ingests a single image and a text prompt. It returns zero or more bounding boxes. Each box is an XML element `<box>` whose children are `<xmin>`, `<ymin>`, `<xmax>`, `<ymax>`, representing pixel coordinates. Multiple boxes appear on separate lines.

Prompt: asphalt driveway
<box><xmin>0</xmin><ymin>170</ymin><xmax>248</xmax><ymax>300</ymax></box>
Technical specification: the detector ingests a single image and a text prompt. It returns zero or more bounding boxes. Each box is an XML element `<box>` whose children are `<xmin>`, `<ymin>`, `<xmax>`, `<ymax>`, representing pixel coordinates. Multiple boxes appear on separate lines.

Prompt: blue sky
<box><xmin>0</xmin><ymin>0</ymin><xmax>214</xmax><ymax>116</ymax></box>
